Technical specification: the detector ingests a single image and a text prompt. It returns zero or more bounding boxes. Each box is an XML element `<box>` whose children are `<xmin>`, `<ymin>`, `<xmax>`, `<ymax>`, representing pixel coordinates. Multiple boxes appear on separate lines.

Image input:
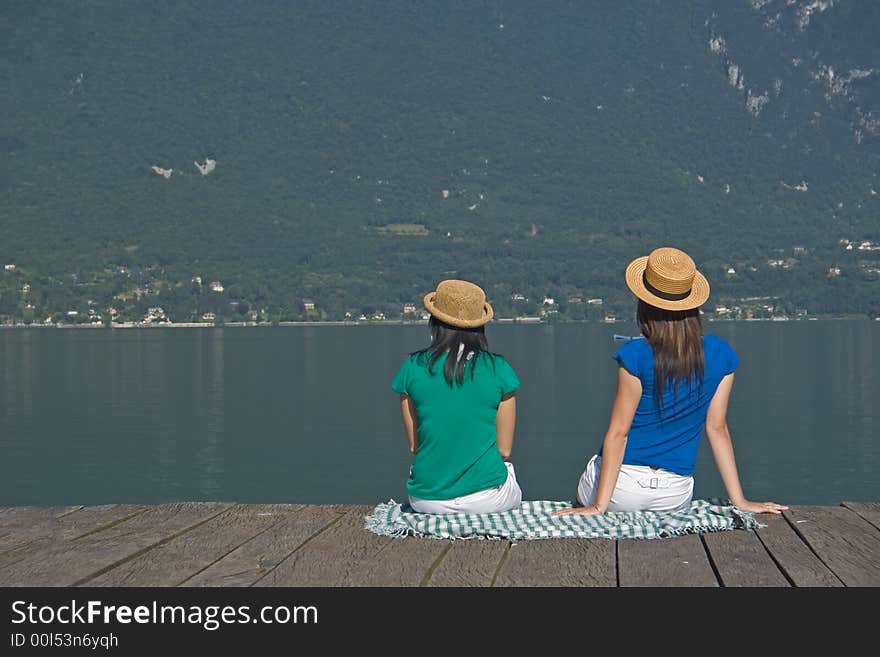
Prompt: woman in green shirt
<box><xmin>392</xmin><ymin>279</ymin><xmax>523</xmax><ymax>514</ymax></box>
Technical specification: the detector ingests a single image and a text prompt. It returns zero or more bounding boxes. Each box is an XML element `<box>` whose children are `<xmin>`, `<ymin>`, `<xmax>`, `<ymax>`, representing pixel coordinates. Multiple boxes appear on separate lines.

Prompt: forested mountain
<box><xmin>1</xmin><ymin>0</ymin><xmax>878</xmax><ymax>324</ymax></box>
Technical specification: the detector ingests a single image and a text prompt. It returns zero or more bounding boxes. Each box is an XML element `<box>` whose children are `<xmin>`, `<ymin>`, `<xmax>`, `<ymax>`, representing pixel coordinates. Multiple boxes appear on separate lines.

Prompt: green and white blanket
<box><xmin>364</xmin><ymin>499</ymin><xmax>760</xmax><ymax>540</ymax></box>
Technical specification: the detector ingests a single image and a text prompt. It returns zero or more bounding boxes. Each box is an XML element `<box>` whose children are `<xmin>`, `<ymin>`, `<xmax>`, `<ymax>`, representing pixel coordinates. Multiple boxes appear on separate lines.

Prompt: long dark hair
<box><xmin>636</xmin><ymin>299</ymin><xmax>704</xmax><ymax>406</ymax></box>
<box><xmin>415</xmin><ymin>316</ymin><xmax>493</xmax><ymax>386</ymax></box>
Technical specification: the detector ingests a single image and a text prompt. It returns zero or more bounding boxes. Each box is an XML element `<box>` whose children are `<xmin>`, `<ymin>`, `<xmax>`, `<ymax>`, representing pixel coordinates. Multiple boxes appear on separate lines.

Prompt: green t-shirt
<box><xmin>391</xmin><ymin>350</ymin><xmax>520</xmax><ymax>500</ymax></box>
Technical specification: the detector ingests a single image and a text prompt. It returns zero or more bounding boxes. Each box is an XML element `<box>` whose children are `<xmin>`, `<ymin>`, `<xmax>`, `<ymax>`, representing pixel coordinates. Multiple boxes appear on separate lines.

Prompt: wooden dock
<box><xmin>1</xmin><ymin>502</ymin><xmax>878</xmax><ymax>587</ymax></box>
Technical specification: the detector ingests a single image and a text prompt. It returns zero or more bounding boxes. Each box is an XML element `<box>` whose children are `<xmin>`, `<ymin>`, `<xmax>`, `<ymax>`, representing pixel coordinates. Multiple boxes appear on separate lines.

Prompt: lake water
<box><xmin>0</xmin><ymin>320</ymin><xmax>877</xmax><ymax>507</ymax></box>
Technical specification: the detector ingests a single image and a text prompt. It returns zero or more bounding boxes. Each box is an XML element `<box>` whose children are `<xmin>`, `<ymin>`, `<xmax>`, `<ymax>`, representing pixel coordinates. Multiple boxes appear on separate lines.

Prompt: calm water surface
<box><xmin>0</xmin><ymin>321</ymin><xmax>876</xmax><ymax>506</ymax></box>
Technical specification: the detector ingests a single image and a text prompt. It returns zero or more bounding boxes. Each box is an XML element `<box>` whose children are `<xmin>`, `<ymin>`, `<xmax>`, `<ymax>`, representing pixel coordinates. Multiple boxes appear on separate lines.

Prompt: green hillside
<box><xmin>1</xmin><ymin>0</ymin><xmax>878</xmax><ymax>324</ymax></box>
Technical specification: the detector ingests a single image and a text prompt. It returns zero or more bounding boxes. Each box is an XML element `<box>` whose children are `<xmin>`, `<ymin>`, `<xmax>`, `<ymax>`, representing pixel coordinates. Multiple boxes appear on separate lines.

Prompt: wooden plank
<box><xmin>254</xmin><ymin>506</ymin><xmax>447</xmax><ymax>586</ymax></box>
<box><xmin>703</xmin><ymin>530</ymin><xmax>790</xmax><ymax>587</ymax></box>
<box><xmin>426</xmin><ymin>540</ymin><xmax>509</xmax><ymax>587</ymax></box>
<box><xmin>785</xmin><ymin>505</ymin><xmax>880</xmax><ymax>586</ymax></box>
<box><xmin>0</xmin><ymin>505</ymin><xmax>148</xmax><ymax>569</ymax></box>
<box><xmin>841</xmin><ymin>502</ymin><xmax>880</xmax><ymax>532</ymax></box>
<box><xmin>0</xmin><ymin>502</ymin><xmax>232</xmax><ymax>586</ymax></box>
<box><xmin>186</xmin><ymin>505</ymin><xmax>345</xmax><ymax>587</ymax></box>
<box><xmin>618</xmin><ymin>535</ymin><xmax>717</xmax><ymax>587</ymax></box>
<box><xmin>0</xmin><ymin>505</ymin><xmax>83</xmax><ymax>521</ymax></box>
<box><xmin>0</xmin><ymin>506</ymin><xmax>87</xmax><ymax>548</ymax></box>
<box><xmin>88</xmin><ymin>505</ymin><xmax>306</xmax><ymax>586</ymax></box>
<box><xmin>493</xmin><ymin>539</ymin><xmax>616</xmax><ymax>587</ymax></box>
<box><xmin>754</xmin><ymin>514</ymin><xmax>843</xmax><ymax>587</ymax></box>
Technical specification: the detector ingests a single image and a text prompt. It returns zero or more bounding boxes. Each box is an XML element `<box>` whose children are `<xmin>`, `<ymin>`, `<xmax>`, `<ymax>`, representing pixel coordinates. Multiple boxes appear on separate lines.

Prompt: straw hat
<box><xmin>423</xmin><ymin>279</ymin><xmax>494</xmax><ymax>328</ymax></box>
<box><xmin>625</xmin><ymin>247</ymin><xmax>710</xmax><ymax>311</ymax></box>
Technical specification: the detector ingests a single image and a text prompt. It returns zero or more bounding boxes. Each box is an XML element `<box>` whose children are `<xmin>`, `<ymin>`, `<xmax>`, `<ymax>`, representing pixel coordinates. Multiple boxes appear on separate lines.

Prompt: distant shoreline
<box><xmin>0</xmin><ymin>316</ymin><xmax>876</xmax><ymax>330</ymax></box>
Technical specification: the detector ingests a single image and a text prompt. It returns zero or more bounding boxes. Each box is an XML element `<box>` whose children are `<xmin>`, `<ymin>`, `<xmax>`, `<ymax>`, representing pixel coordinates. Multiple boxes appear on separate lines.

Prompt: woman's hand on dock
<box><xmin>551</xmin><ymin>504</ymin><xmax>603</xmax><ymax>517</ymax></box>
<box><xmin>734</xmin><ymin>500</ymin><xmax>789</xmax><ymax>514</ymax></box>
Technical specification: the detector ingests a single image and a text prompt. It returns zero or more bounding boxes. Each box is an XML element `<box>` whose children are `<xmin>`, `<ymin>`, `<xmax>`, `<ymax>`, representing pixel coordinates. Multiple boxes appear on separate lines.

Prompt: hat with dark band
<box><xmin>625</xmin><ymin>247</ymin><xmax>710</xmax><ymax>311</ymax></box>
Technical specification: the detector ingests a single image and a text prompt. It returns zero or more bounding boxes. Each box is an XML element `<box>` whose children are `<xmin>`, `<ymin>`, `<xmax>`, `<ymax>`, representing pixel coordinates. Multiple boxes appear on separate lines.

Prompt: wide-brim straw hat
<box><xmin>423</xmin><ymin>279</ymin><xmax>494</xmax><ymax>328</ymax></box>
<box><xmin>625</xmin><ymin>247</ymin><xmax>710</xmax><ymax>311</ymax></box>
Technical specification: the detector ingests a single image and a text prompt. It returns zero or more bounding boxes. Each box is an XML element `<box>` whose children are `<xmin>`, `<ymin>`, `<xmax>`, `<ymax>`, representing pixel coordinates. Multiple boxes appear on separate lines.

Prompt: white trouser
<box><xmin>408</xmin><ymin>462</ymin><xmax>523</xmax><ymax>514</ymax></box>
<box><xmin>576</xmin><ymin>454</ymin><xmax>693</xmax><ymax>512</ymax></box>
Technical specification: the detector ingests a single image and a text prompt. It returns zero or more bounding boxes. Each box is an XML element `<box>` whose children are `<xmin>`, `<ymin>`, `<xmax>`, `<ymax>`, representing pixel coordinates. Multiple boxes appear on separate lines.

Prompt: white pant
<box><xmin>408</xmin><ymin>462</ymin><xmax>523</xmax><ymax>514</ymax></box>
<box><xmin>576</xmin><ymin>454</ymin><xmax>693</xmax><ymax>512</ymax></box>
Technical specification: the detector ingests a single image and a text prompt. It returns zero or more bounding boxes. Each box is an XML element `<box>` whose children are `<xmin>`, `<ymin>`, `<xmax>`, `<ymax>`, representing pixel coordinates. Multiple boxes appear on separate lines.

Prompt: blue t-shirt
<box><xmin>601</xmin><ymin>334</ymin><xmax>739</xmax><ymax>476</ymax></box>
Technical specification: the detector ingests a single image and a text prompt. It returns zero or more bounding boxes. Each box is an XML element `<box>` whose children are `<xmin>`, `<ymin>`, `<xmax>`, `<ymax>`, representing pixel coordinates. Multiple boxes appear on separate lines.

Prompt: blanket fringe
<box><xmin>363</xmin><ymin>499</ymin><xmax>413</xmax><ymax>538</ymax></box>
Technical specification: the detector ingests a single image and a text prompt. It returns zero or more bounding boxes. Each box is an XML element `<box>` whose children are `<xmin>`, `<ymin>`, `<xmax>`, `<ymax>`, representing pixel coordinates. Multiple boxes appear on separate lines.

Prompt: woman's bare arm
<box><xmin>705</xmin><ymin>373</ymin><xmax>788</xmax><ymax>514</ymax></box>
<box><xmin>553</xmin><ymin>365</ymin><xmax>641</xmax><ymax>515</ymax></box>
<box><xmin>399</xmin><ymin>394</ymin><xmax>419</xmax><ymax>453</ymax></box>
<box><xmin>495</xmin><ymin>393</ymin><xmax>516</xmax><ymax>459</ymax></box>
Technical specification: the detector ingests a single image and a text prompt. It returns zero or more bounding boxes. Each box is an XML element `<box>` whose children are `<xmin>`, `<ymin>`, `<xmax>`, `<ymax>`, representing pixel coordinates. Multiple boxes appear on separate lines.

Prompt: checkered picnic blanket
<box><xmin>364</xmin><ymin>499</ymin><xmax>761</xmax><ymax>540</ymax></box>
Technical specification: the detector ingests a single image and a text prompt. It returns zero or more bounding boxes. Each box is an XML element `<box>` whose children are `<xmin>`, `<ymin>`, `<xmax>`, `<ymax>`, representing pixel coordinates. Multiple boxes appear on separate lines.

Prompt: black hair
<box><xmin>414</xmin><ymin>316</ymin><xmax>494</xmax><ymax>386</ymax></box>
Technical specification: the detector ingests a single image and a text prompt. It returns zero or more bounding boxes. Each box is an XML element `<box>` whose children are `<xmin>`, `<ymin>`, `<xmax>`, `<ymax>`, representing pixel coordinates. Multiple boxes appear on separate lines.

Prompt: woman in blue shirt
<box><xmin>555</xmin><ymin>247</ymin><xmax>788</xmax><ymax>516</ymax></box>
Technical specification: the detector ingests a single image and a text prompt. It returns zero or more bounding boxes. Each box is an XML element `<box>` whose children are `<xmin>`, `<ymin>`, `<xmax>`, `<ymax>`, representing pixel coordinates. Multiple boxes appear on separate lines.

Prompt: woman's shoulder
<box><xmin>475</xmin><ymin>351</ymin><xmax>515</xmax><ymax>371</ymax></box>
<box><xmin>703</xmin><ymin>333</ymin><xmax>736</xmax><ymax>353</ymax></box>
<box><xmin>612</xmin><ymin>337</ymin><xmax>651</xmax><ymax>377</ymax></box>
<box><xmin>480</xmin><ymin>350</ymin><xmax>510</xmax><ymax>363</ymax></box>
<box><xmin>703</xmin><ymin>334</ymin><xmax>739</xmax><ymax>371</ymax></box>
<box><xmin>477</xmin><ymin>351</ymin><xmax>520</xmax><ymax>392</ymax></box>
<box><xmin>399</xmin><ymin>349</ymin><xmax>432</xmax><ymax>370</ymax></box>
<box><xmin>614</xmin><ymin>336</ymin><xmax>651</xmax><ymax>358</ymax></box>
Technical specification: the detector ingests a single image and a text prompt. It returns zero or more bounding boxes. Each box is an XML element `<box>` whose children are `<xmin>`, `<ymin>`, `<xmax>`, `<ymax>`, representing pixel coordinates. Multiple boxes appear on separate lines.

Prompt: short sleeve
<box><xmin>493</xmin><ymin>356</ymin><xmax>520</xmax><ymax>396</ymax></box>
<box><xmin>391</xmin><ymin>358</ymin><xmax>411</xmax><ymax>394</ymax></box>
<box><xmin>612</xmin><ymin>340</ymin><xmax>644</xmax><ymax>378</ymax></box>
<box><xmin>720</xmin><ymin>339</ymin><xmax>739</xmax><ymax>375</ymax></box>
